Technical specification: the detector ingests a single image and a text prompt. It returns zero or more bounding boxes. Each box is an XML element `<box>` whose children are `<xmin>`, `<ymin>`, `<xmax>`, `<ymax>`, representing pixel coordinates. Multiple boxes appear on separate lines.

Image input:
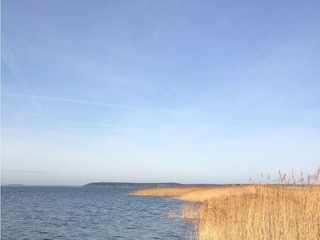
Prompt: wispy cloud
<box><xmin>2</xmin><ymin>116</ymin><xmax>125</xmax><ymax>129</ymax></box>
<box><xmin>2</xmin><ymin>169</ymin><xmax>58</xmax><ymax>174</ymax></box>
<box><xmin>2</xmin><ymin>93</ymin><xmax>176</xmax><ymax>112</ymax></box>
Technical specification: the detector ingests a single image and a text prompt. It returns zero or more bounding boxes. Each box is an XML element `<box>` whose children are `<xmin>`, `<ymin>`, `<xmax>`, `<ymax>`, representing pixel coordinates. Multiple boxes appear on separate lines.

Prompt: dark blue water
<box><xmin>1</xmin><ymin>187</ymin><xmax>195</xmax><ymax>240</ymax></box>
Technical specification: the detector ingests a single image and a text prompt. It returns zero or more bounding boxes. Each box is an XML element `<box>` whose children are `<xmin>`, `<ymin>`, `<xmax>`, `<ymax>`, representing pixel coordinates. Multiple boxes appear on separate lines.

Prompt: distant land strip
<box><xmin>82</xmin><ymin>182</ymin><xmax>241</xmax><ymax>188</ymax></box>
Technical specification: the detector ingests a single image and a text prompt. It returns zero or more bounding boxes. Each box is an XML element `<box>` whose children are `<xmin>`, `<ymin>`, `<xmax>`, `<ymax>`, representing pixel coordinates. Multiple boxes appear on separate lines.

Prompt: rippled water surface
<box><xmin>1</xmin><ymin>187</ymin><xmax>193</xmax><ymax>240</ymax></box>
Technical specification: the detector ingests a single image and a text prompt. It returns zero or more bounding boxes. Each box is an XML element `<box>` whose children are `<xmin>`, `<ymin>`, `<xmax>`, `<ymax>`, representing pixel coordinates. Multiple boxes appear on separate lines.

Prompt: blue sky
<box><xmin>2</xmin><ymin>0</ymin><xmax>320</xmax><ymax>185</ymax></box>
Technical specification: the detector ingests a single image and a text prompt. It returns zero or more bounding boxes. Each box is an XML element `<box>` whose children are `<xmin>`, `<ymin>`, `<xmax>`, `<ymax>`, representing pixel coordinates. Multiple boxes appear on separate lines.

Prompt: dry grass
<box><xmin>131</xmin><ymin>187</ymin><xmax>202</xmax><ymax>198</ymax></box>
<box><xmin>199</xmin><ymin>185</ymin><xmax>320</xmax><ymax>239</ymax></box>
<box><xmin>131</xmin><ymin>185</ymin><xmax>257</xmax><ymax>202</ymax></box>
<box><xmin>131</xmin><ymin>168</ymin><xmax>320</xmax><ymax>240</ymax></box>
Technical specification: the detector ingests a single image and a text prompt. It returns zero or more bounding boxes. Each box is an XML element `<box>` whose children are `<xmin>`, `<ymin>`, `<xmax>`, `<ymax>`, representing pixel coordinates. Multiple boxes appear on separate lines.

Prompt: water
<box><xmin>1</xmin><ymin>187</ymin><xmax>194</xmax><ymax>240</ymax></box>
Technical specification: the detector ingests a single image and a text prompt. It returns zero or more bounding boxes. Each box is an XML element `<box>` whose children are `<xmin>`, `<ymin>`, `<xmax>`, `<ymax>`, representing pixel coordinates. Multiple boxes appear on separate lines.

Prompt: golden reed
<box><xmin>131</xmin><ymin>168</ymin><xmax>320</xmax><ymax>239</ymax></box>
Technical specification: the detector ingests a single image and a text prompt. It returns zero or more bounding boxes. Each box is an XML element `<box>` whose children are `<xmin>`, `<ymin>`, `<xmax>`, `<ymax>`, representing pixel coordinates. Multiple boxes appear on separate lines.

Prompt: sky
<box><xmin>1</xmin><ymin>0</ymin><xmax>320</xmax><ymax>186</ymax></box>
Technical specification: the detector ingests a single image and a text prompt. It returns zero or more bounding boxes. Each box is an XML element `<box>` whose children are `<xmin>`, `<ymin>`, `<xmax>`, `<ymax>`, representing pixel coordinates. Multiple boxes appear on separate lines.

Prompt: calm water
<box><xmin>1</xmin><ymin>187</ymin><xmax>195</xmax><ymax>240</ymax></box>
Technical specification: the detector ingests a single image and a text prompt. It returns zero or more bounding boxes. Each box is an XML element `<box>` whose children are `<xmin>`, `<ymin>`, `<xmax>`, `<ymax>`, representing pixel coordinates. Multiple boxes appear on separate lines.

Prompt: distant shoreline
<box><xmin>2</xmin><ymin>184</ymin><xmax>78</xmax><ymax>187</ymax></box>
<box><xmin>82</xmin><ymin>182</ymin><xmax>242</xmax><ymax>188</ymax></box>
<box><xmin>2</xmin><ymin>182</ymin><xmax>244</xmax><ymax>188</ymax></box>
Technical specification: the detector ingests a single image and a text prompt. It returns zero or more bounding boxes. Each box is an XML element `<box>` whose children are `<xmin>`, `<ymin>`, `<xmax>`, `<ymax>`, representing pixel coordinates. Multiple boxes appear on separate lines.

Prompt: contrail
<box><xmin>2</xmin><ymin>93</ymin><xmax>174</xmax><ymax>112</ymax></box>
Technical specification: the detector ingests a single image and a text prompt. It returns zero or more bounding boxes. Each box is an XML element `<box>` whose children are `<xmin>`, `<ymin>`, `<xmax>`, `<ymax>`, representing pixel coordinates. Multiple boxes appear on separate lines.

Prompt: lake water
<box><xmin>1</xmin><ymin>187</ymin><xmax>196</xmax><ymax>240</ymax></box>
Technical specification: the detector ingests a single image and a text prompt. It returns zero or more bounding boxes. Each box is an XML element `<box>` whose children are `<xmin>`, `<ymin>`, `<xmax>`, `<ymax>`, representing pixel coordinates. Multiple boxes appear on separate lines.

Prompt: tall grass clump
<box><xmin>197</xmin><ymin>168</ymin><xmax>320</xmax><ymax>240</ymax></box>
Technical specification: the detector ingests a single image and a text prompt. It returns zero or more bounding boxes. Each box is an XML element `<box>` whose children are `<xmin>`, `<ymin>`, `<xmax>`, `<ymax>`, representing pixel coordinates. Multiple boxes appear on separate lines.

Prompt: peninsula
<box><xmin>82</xmin><ymin>182</ymin><xmax>225</xmax><ymax>188</ymax></box>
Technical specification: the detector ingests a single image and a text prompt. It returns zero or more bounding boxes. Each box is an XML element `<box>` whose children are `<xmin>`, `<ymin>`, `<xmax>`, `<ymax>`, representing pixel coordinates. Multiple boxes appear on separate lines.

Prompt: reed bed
<box><xmin>131</xmin><ymin>187</ymin><xmax>203</xmax><ymax>198</ymax></box>
<box><xmin>131</xmin><ymin>185</ymin><xmax>257</xmax><ymax>202</ymax></box>
<box><xmin>178</xmin><ymin>185</ymin><xmax>257</xmax><ymax>202</ymax></box>
<box><xmin>199</xmin><ymin>185</ymin><xmax>320</xmax><ymax>239</ymax></box>
<box><xmin>131</xmin><ymin>168</ymin><xmax>320</xmax><ymax>239</ymax></box>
